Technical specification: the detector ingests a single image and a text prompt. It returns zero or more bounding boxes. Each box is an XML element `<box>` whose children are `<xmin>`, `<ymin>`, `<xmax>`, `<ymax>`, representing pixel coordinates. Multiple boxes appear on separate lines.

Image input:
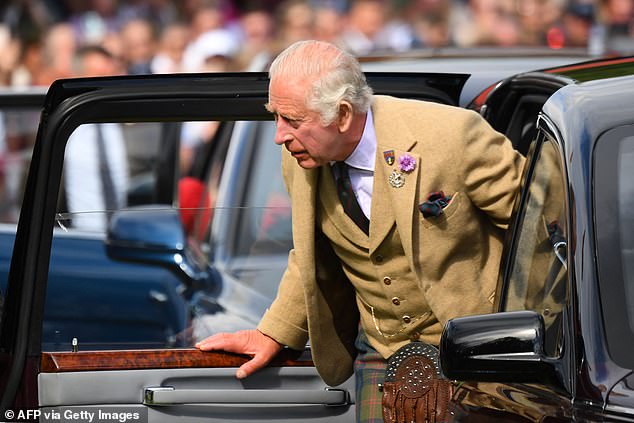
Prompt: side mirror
<box><xmin>440</xmin><ymin>310</ymin><xmax>562</xmax><ymax>387</ymax></box>
<box><xmin>105</xmin><ymin>206</ymin><xmax>209</xmax><ymax>288</ymax></box>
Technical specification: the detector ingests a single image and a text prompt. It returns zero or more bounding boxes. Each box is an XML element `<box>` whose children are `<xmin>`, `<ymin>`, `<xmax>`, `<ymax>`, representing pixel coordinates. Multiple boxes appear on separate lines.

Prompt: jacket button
<box><xmin>383</xmin><ymin>277</ymin><xmax>391</xmax><ymax>285</ymax></box>
<box><xmin>392</xmin><ymin>297</ymin><xmax>400</xmax><ymax>306</ymax></box>
<box><xmin>374</xmin><ymin>255</ymin><xmax>384</xmax><ymax>264</ymax></box>
<box><xmin>402</xmin><ymin>315</ymin><xmax>411</xmax><ymax>323</ymax></box>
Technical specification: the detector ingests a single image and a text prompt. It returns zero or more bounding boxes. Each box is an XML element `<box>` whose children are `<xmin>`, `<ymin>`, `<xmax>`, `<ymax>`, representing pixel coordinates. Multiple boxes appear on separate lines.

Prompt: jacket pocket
<box><xmin>420</xmin><ymin>191</ymin><xmax>463</xmax><ymax>229</ymax></box>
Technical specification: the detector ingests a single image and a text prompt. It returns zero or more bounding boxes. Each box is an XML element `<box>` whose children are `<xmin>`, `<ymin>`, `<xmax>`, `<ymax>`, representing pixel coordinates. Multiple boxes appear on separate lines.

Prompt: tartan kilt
<box><xmin>354</xmin><ymin>329</ymin><xmax>387</xmax><ymax>423</ymax></box>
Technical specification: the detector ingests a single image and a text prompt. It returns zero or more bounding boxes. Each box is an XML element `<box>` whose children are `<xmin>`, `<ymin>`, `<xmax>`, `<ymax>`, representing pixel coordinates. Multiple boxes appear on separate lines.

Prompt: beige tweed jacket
<box><xmin>257</xmin><ymin>95</ymin><xmax>526</xmax><ymax>386</ymax></box>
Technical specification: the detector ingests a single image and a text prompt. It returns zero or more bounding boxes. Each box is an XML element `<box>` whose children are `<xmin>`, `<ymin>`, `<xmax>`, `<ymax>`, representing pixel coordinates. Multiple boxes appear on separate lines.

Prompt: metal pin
<box><xmin>72</xmin><ymin>337</ymin><xmax>78</xmax><ymax>352</ymax></box>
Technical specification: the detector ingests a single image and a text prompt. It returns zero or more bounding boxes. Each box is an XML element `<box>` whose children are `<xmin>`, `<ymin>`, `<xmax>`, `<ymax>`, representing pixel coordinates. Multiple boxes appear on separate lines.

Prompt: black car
<box><xmin>441</xmin><ymin>66</ymin><xmax>634</xmax><ymax>420</ymax></box>
<box><xmin>1</xmin><ymin>55</ymin><xmax>633</xmax><ymax>422</ymax></box>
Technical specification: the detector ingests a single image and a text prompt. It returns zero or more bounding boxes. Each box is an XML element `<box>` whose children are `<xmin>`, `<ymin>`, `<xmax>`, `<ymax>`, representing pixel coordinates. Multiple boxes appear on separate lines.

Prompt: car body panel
<box><xmin>440</xmin><ymin>66</ymin><xmax>634</xmax><ymax>421</ymax></box>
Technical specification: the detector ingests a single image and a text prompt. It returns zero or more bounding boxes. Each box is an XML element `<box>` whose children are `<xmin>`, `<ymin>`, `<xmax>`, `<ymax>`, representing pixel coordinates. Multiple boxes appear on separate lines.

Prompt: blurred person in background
<box><xmin>182</xmin><ymin>26</ymin><xmax>238</xmax><ymax>72</ymax></box>
<box><xmin>37</xmin><ymin>22</ymin><xmax>77</xmax><ymax>86</ymax></box>
<box><xmin>150</xmin><ymin>22</ymin><xmax>190</xmax><ymax>73</ymax></box>
<box><xmin>180</xmin><ymin>28</ymin><xmax>238</xmax><ymax>173</ymax></box>
<box><xmin>7</xmin><ymin>33</ymin><xmax>43</xmax><ymax>86</ymax></box>
<box><xmin>599</xmin><ymin>0</ymin><xmax>634</xmax><ymax>36</ymax></box>
<box><xmin>313</xmin><ymin>3</ymin><xmax>346</xmax><ymax>45</ymax></box>
<box><xmin>63</xmin><ymin>45</ymin><xmax>129</xmax><ymax>231</ymax></box>
<box><xmin>70</xmin><ymin>0</ymin><xmax>125</xmax><ymax>45</ymax></box>
<box><xmin>233</xmin><ymin>4</ymin><xmax>275</xmax><ymax>71</ymax></box>
<box><xmin>403</xmin><ymin>0</ymin><xmax>453</xmax><ymax>47</ymax></box>
<box><xmin>117</xmin><ymin>0</ymin><xmax>179</xmax><ymax>28</ymax></box>
<box><xmin>188</xmin><ymin>2</ymin><xmax>225</xmax><ymax>41</ymax></box>
<box><xmin>516</xmin><ymin>0</ymin><xmax>567</xmax><ymax>45</ymax></box>
<box><xmin>452</xmin><ymin>0</ymin><xmax>520</xmax><ymax>46</ymax></box>
<box><xmin>119</xmin><ymin>17</ymin><xmax>157</xmax><ymax>74</ymax></box>
<box><xmin>0</xmin><ymin>25</ymin><xmax>22</xmax><ymax>85</ymax></box>
<box><xmin>547</xmin><ymin>2</ymin><xmax>595</xmax><ymax>48</ymax></box>
<box><xmin>272</xmin><ymin>0</ymin><xmax>315</xmax><ymax>52</ymax></box>
<box><xmin>339</xmin><ymin>0</ymin><xmax>414</xmax><ymax>55</ymax></box>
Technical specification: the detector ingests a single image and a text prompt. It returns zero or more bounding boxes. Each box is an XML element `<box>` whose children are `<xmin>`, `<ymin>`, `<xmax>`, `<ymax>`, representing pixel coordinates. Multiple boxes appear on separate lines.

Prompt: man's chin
<box><xmin>295</xmin><ymin>157</ymin><xmax>320</xmax><ymax>169</ymax></box>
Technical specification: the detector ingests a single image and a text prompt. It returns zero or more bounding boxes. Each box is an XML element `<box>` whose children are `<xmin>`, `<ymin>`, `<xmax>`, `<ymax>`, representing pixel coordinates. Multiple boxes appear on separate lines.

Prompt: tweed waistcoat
<box><xmin>318</xmin><ymin>166</ymin><xmax>443</xmax><ymax>358</ymax></box>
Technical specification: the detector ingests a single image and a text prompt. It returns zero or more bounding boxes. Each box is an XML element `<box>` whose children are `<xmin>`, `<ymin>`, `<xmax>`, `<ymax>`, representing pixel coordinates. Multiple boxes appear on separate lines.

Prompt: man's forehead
<box><xmin>268</xmin><ymin>80</ymin><xmax>307</xmax><ymax>112</ymax></box>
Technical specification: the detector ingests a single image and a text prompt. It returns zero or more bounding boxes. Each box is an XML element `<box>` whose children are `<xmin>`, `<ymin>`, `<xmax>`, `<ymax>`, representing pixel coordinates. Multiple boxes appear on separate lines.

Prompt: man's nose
<box><xmin>273</xmin><ymin>120</ymin><xmax>292</xmax><ymax>145</ymax></box>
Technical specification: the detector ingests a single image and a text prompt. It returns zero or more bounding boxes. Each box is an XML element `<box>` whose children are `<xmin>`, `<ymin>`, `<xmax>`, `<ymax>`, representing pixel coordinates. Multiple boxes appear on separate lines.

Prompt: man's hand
<box><xmin>195</xmin><ymin>329</ymin><xmax>283</xmax><ymax>379</ymax></box>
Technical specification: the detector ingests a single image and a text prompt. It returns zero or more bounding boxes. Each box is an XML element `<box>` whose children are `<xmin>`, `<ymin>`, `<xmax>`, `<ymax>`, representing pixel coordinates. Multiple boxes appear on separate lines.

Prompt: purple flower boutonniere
<box><xmin>398</xmin><ymin>154</ymin><xmax>416</xmax><ymax>173</ymax></box>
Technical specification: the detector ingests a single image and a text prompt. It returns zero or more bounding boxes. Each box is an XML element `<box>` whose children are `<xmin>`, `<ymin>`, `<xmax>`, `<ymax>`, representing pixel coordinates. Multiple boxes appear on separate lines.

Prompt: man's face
<box><xmin>267</xmin><ymin>77</ymin><xmax>344</xmax><ymax>169</ymax></box>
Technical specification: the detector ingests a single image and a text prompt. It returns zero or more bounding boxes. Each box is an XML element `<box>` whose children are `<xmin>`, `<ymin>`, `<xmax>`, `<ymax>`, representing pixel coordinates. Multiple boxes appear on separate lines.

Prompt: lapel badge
<box><xmin>389</xmin><ymin>169</ymin><xmax>405</xmax><ymax>188</ymax></box>
<box><xmin>398</xmin><ymin>153</ymin><xmax>416</xmax><ymax>173</ymax></box>
<box><xmin>383</xmin><ymin>150</ymin><xmax>395</xmax><ymax>166</ymax></box>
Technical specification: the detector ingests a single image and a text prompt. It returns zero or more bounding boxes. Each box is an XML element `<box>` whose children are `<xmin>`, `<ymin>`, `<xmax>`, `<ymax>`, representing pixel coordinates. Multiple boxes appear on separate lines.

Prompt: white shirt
<box><xmin>340</xmin><ymin>109</ymin><xmax>376</xmax><ymax>219</ymax></box>
<box><xmin>64</xmin><ymin>123</ymin><xmax>129</xmax><ymax>231</ymax></box>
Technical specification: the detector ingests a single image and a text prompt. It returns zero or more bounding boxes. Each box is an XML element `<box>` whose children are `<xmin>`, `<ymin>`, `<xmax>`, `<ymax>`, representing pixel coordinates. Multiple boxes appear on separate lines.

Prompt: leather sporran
<box><xmin>381</xmin><ymin>342</ymin><xmax>454</xmax><ymax>423</ymax></box>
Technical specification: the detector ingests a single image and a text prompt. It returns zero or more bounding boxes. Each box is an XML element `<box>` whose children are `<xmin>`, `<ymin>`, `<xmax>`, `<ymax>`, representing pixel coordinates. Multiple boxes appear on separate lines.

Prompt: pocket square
<box><xmin>419</xmin><ymin>191</ymin><xmax>452</xmax><ymax>218</ymax></box>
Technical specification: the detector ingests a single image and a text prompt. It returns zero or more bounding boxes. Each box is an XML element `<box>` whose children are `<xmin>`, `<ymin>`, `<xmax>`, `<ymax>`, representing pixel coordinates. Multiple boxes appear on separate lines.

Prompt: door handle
<box><xmin>143</xmin><ymin>386</ymin><xmax>348</xmax><ymax>406</ymax></box>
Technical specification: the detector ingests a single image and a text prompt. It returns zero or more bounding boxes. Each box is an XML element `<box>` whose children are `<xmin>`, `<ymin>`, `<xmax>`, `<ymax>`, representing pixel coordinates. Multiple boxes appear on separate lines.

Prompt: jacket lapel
<box><xmin>319</xmin><ymin>165</ymin><xmax>370</xmax><ymax>249</ymax></box>
<box><xmin>370</xmin><ymin>96</ymin><xmax>420</xmax><ymax>259</ymax></box>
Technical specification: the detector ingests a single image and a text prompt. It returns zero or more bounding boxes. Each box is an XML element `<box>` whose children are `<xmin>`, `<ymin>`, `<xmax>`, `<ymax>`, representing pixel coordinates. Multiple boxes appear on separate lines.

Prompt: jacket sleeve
<box><xmin>256</xmin><ymin>149</ymin><xmax>309</xmax><ymax>350</ymax></box>
<box><xmin>459</xmin><ymin>110</ymin><xmax>526</xmax><ymax>229</ymax></box>
<box><xmin>257</xmin><ymin>248</ymin><xmax>309</xmax><ymax>350</ymax></box>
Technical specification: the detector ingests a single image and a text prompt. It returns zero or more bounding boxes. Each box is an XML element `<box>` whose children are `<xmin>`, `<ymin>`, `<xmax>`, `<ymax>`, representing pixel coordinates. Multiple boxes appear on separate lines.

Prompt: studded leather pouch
<box><xmin>381</xmin><ymin>342</ymin><xmax>454</xmax><ymax>423</ymax></box>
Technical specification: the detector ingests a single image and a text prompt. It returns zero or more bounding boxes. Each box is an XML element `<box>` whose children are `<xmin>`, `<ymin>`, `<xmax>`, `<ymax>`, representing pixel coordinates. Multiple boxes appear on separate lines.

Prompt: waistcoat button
<box><xmin>392</xmin><ymin>297</ymin><xmax>400</xmax><ymax>306</ymax></box>
<box><xmin>383</xmin><ymin>277</ymin><xmax>391</xmax><ymax>285</ymax></box>
<box><xmin>374</xmin><ymin>255</ymin><xmax>384</xmax><ymax>264</ymax></box>
<box><xmin>402</xmin><ymin>315</ymin><xmax>411</xmax><ymax>323</ymax></box>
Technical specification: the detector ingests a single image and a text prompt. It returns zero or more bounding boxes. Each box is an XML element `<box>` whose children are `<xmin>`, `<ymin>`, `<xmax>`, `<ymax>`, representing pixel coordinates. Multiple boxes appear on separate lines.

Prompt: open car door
<box><xmin>0</xmin><ymin>72</ymin><xmax>467</xmax><ymax>423</ymax></box>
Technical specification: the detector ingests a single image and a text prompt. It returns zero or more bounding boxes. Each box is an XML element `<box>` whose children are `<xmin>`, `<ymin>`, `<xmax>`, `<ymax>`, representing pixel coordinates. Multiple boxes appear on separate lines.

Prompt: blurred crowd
<box><xmin>0</xmin><ymin>0</ymin><xmax>633</xmax><ymax>87</ymax></box>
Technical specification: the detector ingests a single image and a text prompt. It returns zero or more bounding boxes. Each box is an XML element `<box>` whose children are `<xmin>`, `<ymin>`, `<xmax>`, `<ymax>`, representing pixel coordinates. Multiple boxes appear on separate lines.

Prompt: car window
<box><xmin>595</xmin><ymin>128</ymin><xmax>634</xmax><ymax>369</ymax></box>
<box><xmin>502</xmin><ymin>133</ymin><xmax>568</xmax><ymax>357</ymax></box>
<box><xmin>42</xmin><ymin>119</ymin><xmax>291</xmax><ymax>353</ymax></box>
<box><xmin>233</xmin><ymin>121</ymin><xmax>291</xmax><ymax>259</ymax></box>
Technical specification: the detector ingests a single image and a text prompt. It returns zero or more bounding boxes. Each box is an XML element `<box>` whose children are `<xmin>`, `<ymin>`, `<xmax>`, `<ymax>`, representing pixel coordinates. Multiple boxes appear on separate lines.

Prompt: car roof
<box><xmin>542</xmin><ymin>73</ymin><xmax>634</xmax><ymax>154</ymax></box>
<box><xmin>361</xmin><ymin>49</ymin><xmax>592</xmax><ymax>106</ymax></box>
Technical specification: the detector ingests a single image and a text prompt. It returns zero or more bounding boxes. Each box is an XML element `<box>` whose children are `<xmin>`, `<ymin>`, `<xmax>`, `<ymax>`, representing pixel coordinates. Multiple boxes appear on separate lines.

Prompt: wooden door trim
<box><xmin>41</xmin><ymin>348</ymin><xmax>312</xmax><ymax>373</ymax></box>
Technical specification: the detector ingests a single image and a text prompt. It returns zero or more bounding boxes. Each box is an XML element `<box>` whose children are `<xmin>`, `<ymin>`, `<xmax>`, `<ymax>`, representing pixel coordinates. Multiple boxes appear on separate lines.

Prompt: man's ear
<box><xmin>337</xmin><ymin>101</ymin><xmax>354</xmax><ymax>133</ymax></box>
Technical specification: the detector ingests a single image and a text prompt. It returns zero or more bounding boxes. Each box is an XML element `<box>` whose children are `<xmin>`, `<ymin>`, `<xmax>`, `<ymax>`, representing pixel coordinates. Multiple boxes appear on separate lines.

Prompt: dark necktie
<box><xmin>333</xmin><ymin>162</ymin><xmax>370</xmax><ymax>234</ymax></box>
<box><xmin>96</xmin><ymin>125</ymin><xmax>118</xmax><ymax>218</ymax></box>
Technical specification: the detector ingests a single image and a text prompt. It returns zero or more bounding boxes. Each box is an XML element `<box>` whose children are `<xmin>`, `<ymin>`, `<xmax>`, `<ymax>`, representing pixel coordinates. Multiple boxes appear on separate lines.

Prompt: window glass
<box><xmin>234</xmin><ymin>121</ymin><xmax>292</xmax><ymax>259</ymax></box>
<box><xmin>43</xmin><ymin>119</ymin><xmax>291</xmax><ymax>352</ymax></box>
<box><xmin>503</xmin><ymin>135</ymin><xmax>568</xmax><ymax>357</ymax></box>
<box><xmin>595</xmin><ymin>129</ymin><xmax>634</xmax><ymax>368</ymax></box>
<box><xmin>617</xmin><ymin>137</ymin><xmax>634</xmax><ymax>329</ymax></box>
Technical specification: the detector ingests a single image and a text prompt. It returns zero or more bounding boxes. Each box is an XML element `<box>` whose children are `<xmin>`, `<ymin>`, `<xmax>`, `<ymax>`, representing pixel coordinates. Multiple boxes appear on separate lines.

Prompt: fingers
<box><xmin>195</xmin><ymin>330</ymin><xmax>284</xmax><ymax>380</ymax></box>
<box><xmin>237</xmin><ymin>353</ymin><xmax>270</xmax><ymax>379</ymax></box>
<box><xmin>195</xmin><ymin>332</ymin><xmax>246</xmax><ymax>353</ymax></box>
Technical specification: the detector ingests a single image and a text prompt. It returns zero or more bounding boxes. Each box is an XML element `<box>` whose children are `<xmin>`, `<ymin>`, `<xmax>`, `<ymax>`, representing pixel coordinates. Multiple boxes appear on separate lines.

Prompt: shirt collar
<box><xmin>344</xmin><ymin>108</ymin><xmax>376</xmax><ymax>172</ymax></box>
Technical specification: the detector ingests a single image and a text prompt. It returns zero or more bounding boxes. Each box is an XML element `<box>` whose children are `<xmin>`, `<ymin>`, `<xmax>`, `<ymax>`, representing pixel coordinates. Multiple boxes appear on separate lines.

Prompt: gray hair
<box><xmin>268</xmin><ymin>40</ymin><xmax>373</xmax><ymax>125</ymax></box>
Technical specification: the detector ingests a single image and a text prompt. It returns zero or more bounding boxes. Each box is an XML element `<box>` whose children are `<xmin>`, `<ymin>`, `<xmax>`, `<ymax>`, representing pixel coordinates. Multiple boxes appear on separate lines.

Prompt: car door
<box><xmin>445</xmin><ymin>124</ymin><xmax>575</xmax><ymax>422</ymax></box>
<box><xmin>0</xmin><ymin>72</ymin><xmax>468</xmax><ymax>422</ymax></box>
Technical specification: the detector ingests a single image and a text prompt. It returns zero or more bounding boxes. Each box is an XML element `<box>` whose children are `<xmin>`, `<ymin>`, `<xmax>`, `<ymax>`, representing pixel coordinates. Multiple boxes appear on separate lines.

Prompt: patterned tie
<box><xmin>333</xmin><ymin>162</ymin><xmax>370</xmax><ymax>234</ymax></box>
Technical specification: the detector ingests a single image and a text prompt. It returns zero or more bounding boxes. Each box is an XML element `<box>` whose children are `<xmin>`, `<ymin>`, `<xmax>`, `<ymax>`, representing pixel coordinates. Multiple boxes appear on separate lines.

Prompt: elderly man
<box><xmin>196</xmin><ymin>40</ymin><xmax>525</xmax><ymax>422</ymax></box>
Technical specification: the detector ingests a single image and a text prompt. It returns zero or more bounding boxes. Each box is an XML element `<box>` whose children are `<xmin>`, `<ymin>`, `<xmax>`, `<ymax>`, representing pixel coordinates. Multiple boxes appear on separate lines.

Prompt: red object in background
<box><xmin>547</xmin><ymin>26</ymin><xmax>566</xmax><ymax>49</ymax></box>
<box><xmin>178</xmin><ymin>176</ymin><xmax>212</xmax><ymax>239</ymax></box>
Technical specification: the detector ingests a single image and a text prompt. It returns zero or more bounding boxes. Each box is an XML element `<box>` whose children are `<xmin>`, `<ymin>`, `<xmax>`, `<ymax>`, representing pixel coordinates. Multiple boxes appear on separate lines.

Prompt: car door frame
<box><xmin>443</xmin><ymin>112</ymin><xmax>578</xmax><ymax>421</ymax></box>
<box><xmin>0</xmin><ymin>71</ymin><xmax>469</xmax><ymax>415</ymax></box>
